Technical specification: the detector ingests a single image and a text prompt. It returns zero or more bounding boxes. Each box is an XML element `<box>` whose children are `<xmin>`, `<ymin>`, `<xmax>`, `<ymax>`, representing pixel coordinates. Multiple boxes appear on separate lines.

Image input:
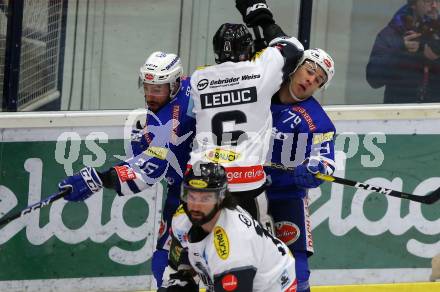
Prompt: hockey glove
<box><xmin>291</xmin><ymin>157</ymin><xmax>327</xmax><ymax>189</ymax></box>
<box><xmin>130</xmin><ymin>120</ymin><xmax>148</xmax><ymax>156</ymax></box>
<box><xmin>158</xmin><ymin>269</ymin><xmax>198</xmax><ymax>292</ymax></box>
<box><xmin>235</xmin><ymin>0</ymin><xmax>274</xmax><ymax>27</ymax></box>
<box><xmin>58</xmin><ymin>167</ymin><xmax>103</xmax><ymax>201</ymax></box>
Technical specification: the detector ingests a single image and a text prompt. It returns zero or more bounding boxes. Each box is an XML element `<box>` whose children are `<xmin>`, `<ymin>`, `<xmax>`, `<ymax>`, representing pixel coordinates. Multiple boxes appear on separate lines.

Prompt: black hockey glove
<box><xmin>235</xmin><ymin>0</ymin><xmax>274</xmax><ymax>27</ymax></box>
<box><xmin>158</xmin><ymin>270</ymin><xmax>198</xmax><ymax>292</ymax></box>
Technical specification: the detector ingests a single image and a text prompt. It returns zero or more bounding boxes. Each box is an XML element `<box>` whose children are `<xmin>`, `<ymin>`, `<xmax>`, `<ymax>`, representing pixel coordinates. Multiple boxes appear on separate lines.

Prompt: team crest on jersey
<box><xmin>213</xmin><ymin>226</ymin><xmax>230</xmax><ymax>260</ymax></box>
<box><xmin>275</xmin><ymin>221</ymin><xmax>300</xmax><ymax>246</ymax></box>
<box><xmin>221</xmin><ymin>274</ymin><xmax>238</xmax><ymax>291</ymax></box>
<box><xmin>189</xmin><ymin>179</ymin><xmax>208</xmax><ymax>188</ymax></box>
<box><xmin>144</xmin><ymin>146</ymin><xmax>168</xmax><ymax>160</ymax></box>
<box><xmin>206</xmin><ymin>148</ymin><xmax>240</xmax><ymax>163</ymax></box>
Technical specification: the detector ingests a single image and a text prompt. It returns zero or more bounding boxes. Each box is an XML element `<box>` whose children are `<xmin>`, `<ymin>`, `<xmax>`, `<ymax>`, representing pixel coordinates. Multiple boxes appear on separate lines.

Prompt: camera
<box><xmin>403</xmin><ymin>15</ymin><xmax>440</xmax><ymax>54</ymax></box>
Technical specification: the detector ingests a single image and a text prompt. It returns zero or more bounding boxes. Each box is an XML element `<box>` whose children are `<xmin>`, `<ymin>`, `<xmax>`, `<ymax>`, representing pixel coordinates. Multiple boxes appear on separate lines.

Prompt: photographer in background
<box><xmin>366</xmin><ymin>0</ymin><xmax>440</xmax><ymax>103</ymax></box>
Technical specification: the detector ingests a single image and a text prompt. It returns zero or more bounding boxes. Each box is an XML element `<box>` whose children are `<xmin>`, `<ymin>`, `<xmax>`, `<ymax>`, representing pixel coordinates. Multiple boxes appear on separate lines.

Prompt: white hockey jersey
<box><xmin>189</xmin><ymin>45</ymin><xmax>302</xmax><ymax>192</ymax></box>
<box><xmin>170</xmin><ymin>205</ymin><xmax>297</xmax><ymax>292</ymax></box>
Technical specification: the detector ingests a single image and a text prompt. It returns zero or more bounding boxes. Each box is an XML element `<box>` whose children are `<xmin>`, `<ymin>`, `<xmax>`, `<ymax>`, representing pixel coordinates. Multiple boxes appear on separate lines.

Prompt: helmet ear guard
<box><xmin>213</xmin><ymin>23</ymin><xmax>254</xmax><ymax>64</ymax></box>
<box><xmin>139</xmin><ymin>51</ymin><xmax>183</xmax><ymax>99</ymax></box>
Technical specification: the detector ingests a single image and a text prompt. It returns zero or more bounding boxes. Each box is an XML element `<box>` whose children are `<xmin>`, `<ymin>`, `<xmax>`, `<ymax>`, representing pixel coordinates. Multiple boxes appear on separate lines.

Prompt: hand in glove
<box><xmin>158</xmin><ymin>269</ymin><xmax>198</xmax><ymax>292</ymax></box>
<box><xmin>235</xmin><ymin>0</ymin><xmax>274</xmax><ymax>27</ymax></box>
<box><xmin>291</xmin><ymin>157</ymin><xmax>328</xmax><ymax>189</ymax></box>
<box><xmin>58</xmin><ymin>167</ymin><xmax>103</xmax><ymax>201</ymax></box>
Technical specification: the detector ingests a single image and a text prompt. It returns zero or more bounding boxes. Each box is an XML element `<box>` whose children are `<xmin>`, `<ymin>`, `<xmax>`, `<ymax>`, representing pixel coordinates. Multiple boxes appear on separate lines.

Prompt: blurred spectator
<box><xmin>366</xmin><ymin>0</ymin><xmax>440</xmax><ymax>103</ymax></box>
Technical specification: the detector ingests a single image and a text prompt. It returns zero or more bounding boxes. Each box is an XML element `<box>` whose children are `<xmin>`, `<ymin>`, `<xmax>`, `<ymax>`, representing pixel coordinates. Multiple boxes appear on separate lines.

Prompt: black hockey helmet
<box><xmin>182</xmin><ymin>162</ymin><xmax>236</xmax><ymax>225</ymax></box>
<box><xmin>213</xmin><ymin>23</ymin><xmax>254</xmax><ymax>64</ymax></box>
<box><xmin>182</xmin><ymin>162</ymin><xmax>228</xmax><ymax>203</ymax></box>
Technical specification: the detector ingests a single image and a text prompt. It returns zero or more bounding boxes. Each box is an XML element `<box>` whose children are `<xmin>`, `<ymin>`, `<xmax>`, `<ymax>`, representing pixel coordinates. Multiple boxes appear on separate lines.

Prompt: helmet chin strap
<box><xmin>288</xmin><ymin>76</ymin><xmax>304</xmax><ymax>102</ymax></box>
<box><xmin>288</xmin><ymin>86</ymin><xmax>303</xmax><ymax>102</ymax></box>
<box><xmin>287</xmin><ymin>74</ymin><xmax>318</xmax><ymax>103</ymax></box>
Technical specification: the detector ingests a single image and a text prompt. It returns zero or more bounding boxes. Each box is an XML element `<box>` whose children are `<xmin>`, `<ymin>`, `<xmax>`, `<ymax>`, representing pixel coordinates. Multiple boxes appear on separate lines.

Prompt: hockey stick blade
<box><xmin>0</xmin><ymin>189</ymin><xmax>70</xmax><ymax>228</ymax></box>
<box><xmin>316</xmin><ymin>173</ymin><xmax>440</xmax><ymax>205</ymax></box>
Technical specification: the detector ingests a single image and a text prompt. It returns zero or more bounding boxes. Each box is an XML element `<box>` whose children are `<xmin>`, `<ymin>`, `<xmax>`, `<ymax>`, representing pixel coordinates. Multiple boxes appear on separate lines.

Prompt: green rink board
<box><xmin>0</xmin><ymin>140</ymin><xmax>153</xmax><ymax>280</ymax></box>
<box><xmin>0</xmin><ymin>134</ymin><xmax>439</xmax><ymax>281</ymax></box>
<box><xmin>310</xmin><ymin>134</ymin><xmax>440</xmax><ymax>269</ymax></box>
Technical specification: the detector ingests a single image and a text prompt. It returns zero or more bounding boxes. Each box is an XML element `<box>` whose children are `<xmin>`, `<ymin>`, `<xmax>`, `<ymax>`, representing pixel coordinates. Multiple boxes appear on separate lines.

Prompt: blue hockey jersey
<box><xmin>114</xmin><ymin>77</ymin><xmax>196</xmax><ymax>196</ymax></box>
<box><xmin>265</xmin><ymin>96</ymin><xmax>336</xmax><ymax>199</ymax></box>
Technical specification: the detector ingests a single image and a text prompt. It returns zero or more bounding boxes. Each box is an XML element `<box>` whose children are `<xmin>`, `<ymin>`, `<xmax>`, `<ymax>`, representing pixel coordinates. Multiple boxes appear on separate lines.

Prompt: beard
<box><xmin>189</xmin><ymin>211</ymin><xmax>208</xmax><ymax>225</ymax></box>
<box><xmin>186</xmin><ymin>205</ymin><xmax>219</xmax><ymax>226</ymax></box>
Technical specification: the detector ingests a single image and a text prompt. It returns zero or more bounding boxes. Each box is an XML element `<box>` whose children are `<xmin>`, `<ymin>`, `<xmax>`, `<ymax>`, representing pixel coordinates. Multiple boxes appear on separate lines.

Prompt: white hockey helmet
<box><xmin>294</xmin><ymin>48</ymin><xmax>335</xmax><ymax>89</ymax></box>
<box><xmin>139</xmin><ymin>51</ymin><xmax>183</xmax><ymax>98</ymax></box>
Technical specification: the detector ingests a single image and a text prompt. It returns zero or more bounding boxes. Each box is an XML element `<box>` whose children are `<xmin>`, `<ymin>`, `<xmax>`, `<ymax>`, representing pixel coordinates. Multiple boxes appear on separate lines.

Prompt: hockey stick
<box><xmin>315</xmin><ymin>173</ymin><xmax>440</xmax><ymax>205</ymax></box>
<box><xmin>265</xmin><ymin>163</ymin><xmax>440</xmax><ymax>204</ymax></box>
<box><xmin>0</xmin><ymin>189</ymin><xmax>70</xmax><ymax>228</ymax></box>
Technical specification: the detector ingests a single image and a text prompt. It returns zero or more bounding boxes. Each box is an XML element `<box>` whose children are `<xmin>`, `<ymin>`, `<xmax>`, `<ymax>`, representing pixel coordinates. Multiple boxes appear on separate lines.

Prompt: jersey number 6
<box><xmin>212</xmin><ymin>110</ymin><xmax>248</xmax><ymax>146</ymax></box>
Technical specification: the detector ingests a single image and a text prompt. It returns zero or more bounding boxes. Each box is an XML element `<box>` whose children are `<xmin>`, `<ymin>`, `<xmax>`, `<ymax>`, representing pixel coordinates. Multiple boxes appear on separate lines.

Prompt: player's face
<box><xmin>185</xmin><ymin>190</ymin><xmax>218</xmax><ymax>223</ymax></box>
<box><xmin>289</xmin><ymin>60</ymin><xmax>326</xmax><ymax>99</ymax></box>
<box><xmin>143</xmin><ymin>83</ymin><xmax>170</xmax><ymax>112</ymax></box>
